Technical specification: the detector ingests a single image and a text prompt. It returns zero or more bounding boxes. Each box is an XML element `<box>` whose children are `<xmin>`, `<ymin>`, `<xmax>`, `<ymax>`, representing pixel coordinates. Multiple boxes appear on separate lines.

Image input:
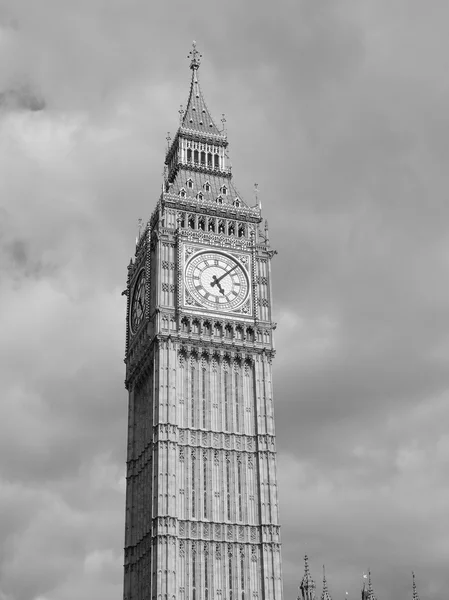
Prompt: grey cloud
<box><xmin>0</xmin><ymin>0</ymin><xmax>449</xmax><ymax>598</ymax></box>
<box><xmin>0</xmin><ymin>86</ymin><xmax>45</xmax><ymax>111</ymax></box>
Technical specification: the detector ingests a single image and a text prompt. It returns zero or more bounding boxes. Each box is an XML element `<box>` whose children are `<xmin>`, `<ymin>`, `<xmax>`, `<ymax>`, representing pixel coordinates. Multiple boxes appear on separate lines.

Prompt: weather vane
<box><xmin>188</xmin><ymin>40</ymin><xmax>202</xmax><ymax>70</ymax></box>
<box><xmin>178</xmin><ymin>104</ymin><xmax>184</xmax><ymax>124</ymax></box>
<box><xmin>166</xmin><ymin>132</ymin><xmax>171</xmax><ymax>149</ymax></box>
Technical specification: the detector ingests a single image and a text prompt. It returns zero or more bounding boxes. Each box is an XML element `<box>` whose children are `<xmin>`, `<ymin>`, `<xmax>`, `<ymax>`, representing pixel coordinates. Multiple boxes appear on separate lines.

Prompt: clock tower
<box><xmin>123</xmin><ymin>43</ymin><xmax>283</xmax><ymax>600</ymax></box>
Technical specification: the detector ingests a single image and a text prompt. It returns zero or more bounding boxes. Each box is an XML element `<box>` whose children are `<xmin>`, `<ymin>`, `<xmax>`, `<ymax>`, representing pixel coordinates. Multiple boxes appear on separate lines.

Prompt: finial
<box><xmin>136</xmin><ymin>218</ymin><xmax>143</xmax><ymax>245</ymax></box>
<box><xmin>367</xmin><ymin>571</ymin><xmax>375</xmax><ymax>600</ymax></box>
<box><xmin>412</xmin><ymin>571</ymin><xmax>420</xmax><ymax>600</ymax></box>
<box><xmin>321</xmin><ymin>565</ymin><xmax>332</xmax><ymax>600</ymax></box>
<box><xmin>254</xmin><ymin>182</ymin><xmax>261</xmax><ymax>210</ymax></box>
<box><xmin>166</xmin><ymin>132</ymin><xmax>171</xmax><ymax>150</ymax></box>
<box><xmin>188</xmin><ymin>41</ymin><xmax>202</xmax><ymax>70</ymax></box>
<box><xmin>221</xmin><ymin>113</ymin><xmax>227</xmax><ymax>134</ymax></box>
<box><xmin>178</xmin><ymin>104</ymin><xmax>184</xmax><ymax>124</ymax></box>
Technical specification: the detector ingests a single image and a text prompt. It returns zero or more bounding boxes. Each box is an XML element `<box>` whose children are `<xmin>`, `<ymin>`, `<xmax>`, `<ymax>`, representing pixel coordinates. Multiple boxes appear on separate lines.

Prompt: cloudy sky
<box><xmin>1</xmin><ymin>0</ymin><xmax>449</xmax><ymax>598</ymax></box>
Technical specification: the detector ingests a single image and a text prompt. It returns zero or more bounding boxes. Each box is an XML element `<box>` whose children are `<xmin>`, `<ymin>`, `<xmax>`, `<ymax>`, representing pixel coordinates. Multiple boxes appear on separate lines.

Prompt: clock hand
<box><xmin>210</xmin><ymin>264</ymin><xmax>238</xmax><ymax>288</ymax></box>
<box><xmin>211</xmin><ymin>275</ymin><xmax>225</xmax><ymax>294</ymax></box>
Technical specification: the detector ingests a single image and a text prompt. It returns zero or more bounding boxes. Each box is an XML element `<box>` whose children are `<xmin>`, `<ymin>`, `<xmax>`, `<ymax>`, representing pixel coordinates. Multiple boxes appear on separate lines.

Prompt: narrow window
<box><xmin>214</xmin><ymin>154</ymin><xmax>219</xmax><ymax>168</ymax></box>
<box><xmin>224</xmin><ymin>370</ymin><xmax>229</xmax><ymax>431</ymax></box>
<box><xmin>207</xmin><ymin>153</ymin><xmax>212</xmax><ymax>166</ymax></box>
<box><xmin>217</xmin><ymin>196</ymin><xmax>223</xmax><ymax>205</ymax></box>
<box><xmin>194</xmin><ymin>149</ymin><xmax>199</xmax><ymax>163</ymax></box>
<box><xmin>235</xmin><ymin>370</ymin><xmax>240</xmax><ymax>432</ymax></box>
<box><xmin>187</xmin><ymin>178</ymin><xmax>193</xmax><ymax>189</ymax></box>
<box><xmin>208</xmin><ymin>219</ymin><xmax>215</xmax><ymax>232</ymax></box>
<box><xmin>179</xmin><ymin>189</ymin><xmax>186</xmax><ymax>199</ymax></box>
<box><xmin>191</xmin><ymin>366</ymin><xmax>195</xmax><ymax>427</ymax></box>
<box><xmin>221</xmin><ymin>185</ymin><xmax>228</xmax><ymax>195</ymax></box>
<box><xmin>202</xmin><ymin>368</ymin><xmax>207</xmax><ymax>429</ymax></box>
<box><xmin>200</xmin><ymin>151</ymin><xmax>206</xmax><ymax>165</ymax></box>
<box><xmin>237</xmin><ymin>460</ymin><xmax>242</xmax><ymax>521</ymax></box>
<box><xmin>226</xmin><ymin>458</ymin><xmax>231</xmax><ymax>521</ymax></box>
<box><xmin>187</xmin><ymin>148</ymin><xmax>192</xmax><ymax>162</ymax></box>
<box><xmin>229</xmin><ymin>555</ymin><xmax>233</xmax><ymax>599</ymax></box>
<box><xmin>192</xmin><ymin>547</ymin><xmax>197</xmax><ymax>596</ymax></box>
<box><xmin>203</xmin><ymin>457</ymin><xmax>208</xmax><ymax>518</ymax></box>
<box><xmin>204</xmin><ymin>182</ymin><xmax>211</xmax><ymax>192</ymax></box>
<box><xmin>197</xmin><ymin>192</ymin><xmax>204</xmax><ymax>201</ymax></box>
<box><xmin>205</xmin><ymin>552</ymin><xmax>209</xmax><ymax>600</ymax></box>
<box><xmin>241</xmin><ymin>554</ymin><xmax>245</xmax><ymax>596</ymax></box>
<box><xmin>192</xmin><ymin>451</ymin><xmax>196</xmax><ymax>517</ymax></box>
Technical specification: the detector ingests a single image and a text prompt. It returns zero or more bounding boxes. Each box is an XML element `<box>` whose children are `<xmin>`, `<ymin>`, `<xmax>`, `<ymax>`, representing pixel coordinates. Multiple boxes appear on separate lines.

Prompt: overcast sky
<box><xmin>1</xmin><ymin>1</ymin><xmax>449</xmax><ymax>599</ymax></box>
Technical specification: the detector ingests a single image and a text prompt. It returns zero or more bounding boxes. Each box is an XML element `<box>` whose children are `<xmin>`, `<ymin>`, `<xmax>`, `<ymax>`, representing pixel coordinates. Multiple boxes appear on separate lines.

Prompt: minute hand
<box><xmin>211</xmin><ymin>264</ymin><xmax>238</xmax><ymax>287</ymax></box>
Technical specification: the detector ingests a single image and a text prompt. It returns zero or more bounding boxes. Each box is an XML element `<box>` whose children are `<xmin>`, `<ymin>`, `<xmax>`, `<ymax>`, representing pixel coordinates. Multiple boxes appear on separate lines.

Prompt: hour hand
<box><xmin>211</xmin><ymin>275</ymin><xmax>224</xmax><ymax>295</ymax></box>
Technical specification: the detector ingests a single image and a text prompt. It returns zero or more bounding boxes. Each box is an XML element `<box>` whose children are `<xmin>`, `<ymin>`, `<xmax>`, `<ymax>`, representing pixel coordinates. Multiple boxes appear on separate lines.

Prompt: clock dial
<box><xmin>185</xmin><ymin>251</ymin><xmax>249</xmax><ymax>311</ymax></box>
<box><xmin>130</xmin><ymin>270</ymin><xmax>145</xmax><ymax>334</ymax></box>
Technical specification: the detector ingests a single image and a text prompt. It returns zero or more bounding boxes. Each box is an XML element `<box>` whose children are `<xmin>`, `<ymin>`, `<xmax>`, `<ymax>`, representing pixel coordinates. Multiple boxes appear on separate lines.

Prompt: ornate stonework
<box><xmin>123</xmin><ymin>43</ymin><xmax>283</xmax><ymax>600</ymax></box>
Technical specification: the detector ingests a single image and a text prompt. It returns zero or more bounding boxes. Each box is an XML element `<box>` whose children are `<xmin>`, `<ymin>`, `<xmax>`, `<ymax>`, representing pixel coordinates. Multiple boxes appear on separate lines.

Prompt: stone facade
<box><xmin>123</xmin><ymin>43</ymin><xmax>283</xmax><ymax>600</ymax></box>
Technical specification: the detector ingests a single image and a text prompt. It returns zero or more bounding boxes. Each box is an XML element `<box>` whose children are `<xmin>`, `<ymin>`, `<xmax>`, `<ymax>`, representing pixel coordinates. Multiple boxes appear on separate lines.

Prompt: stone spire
<box><xmin>181</xmin><ymin>41</ymin><xmax>222</xmax><ymax>137</ymax></box>
<box><xmin>412</xmin><ymin>571</ymin><xmax>420</xmax><ymax>600</ymax></box>
<box><xmin>299</xmin><ymin>555</ymin><xmax>317</xmax><ymax>600</ymax></box>
<box><xmin>321</xmin><ymin>565</ymin><xmax>333</xmax><ymax>600</ymax></box>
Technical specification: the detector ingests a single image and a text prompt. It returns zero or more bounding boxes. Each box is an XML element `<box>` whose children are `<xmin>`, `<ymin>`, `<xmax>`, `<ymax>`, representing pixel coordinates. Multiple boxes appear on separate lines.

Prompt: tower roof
<box><xmin>181</xmin><ymin>41</ymin><xmax>223</xmax><ymax>137</ymax></box>
<box><xmin>163</xmin><ymin>42</ymin><xmax>256</xmax><ymax>213</ymax></box>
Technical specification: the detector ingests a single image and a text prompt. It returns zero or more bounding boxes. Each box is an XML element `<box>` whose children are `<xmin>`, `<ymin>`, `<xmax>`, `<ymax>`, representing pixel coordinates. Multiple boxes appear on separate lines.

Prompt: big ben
<box><xmin>123</xmin><ymin>43</ymin><xmax>284</xmax><ymax>600</ymax></box>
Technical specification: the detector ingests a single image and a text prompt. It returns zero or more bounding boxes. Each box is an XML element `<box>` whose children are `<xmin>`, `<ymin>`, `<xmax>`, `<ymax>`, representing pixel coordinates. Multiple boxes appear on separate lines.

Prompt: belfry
<box><xmin>123</xmin><ymin>43</ymin><xmax>284</xmax><ymax>599</ymax></box>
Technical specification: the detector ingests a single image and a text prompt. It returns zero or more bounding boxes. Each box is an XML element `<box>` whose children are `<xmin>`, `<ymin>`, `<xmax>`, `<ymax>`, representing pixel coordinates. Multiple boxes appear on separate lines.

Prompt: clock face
<box><xmin>130</xmin><ymin>270</ymin><xmax>145</xmax><ymax>334</ymax></box>
<box><xmin>185</xmin><ymin>251</ymin><xmax>249</xmax><ymax>311</ymax></box>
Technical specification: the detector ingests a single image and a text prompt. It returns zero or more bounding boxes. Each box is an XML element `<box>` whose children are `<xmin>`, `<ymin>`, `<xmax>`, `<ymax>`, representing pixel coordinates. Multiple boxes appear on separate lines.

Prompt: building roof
<box><xmin>168</xmin><ymin>168</ymin><xmax>242</xmax><ymax>205</ymax></box>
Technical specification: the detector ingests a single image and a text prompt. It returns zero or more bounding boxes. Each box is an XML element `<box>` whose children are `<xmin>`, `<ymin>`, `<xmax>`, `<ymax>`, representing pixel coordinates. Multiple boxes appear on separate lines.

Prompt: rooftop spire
<box><xmin>180</xmin><ymin>41</ymin><xmax>223</xmax><ymax>137</ymax></box>
<box><xmin>188</xmin><ymin>40</ymin><xmax>202</xmax><ymax>71</ymax></box>
<box><xmin>321</xmin><ymin>565</ymin><xmax>333</xmax><ymax>600</ymax></box>
<box><xmin>299</xmin><ymin>555</ymin><xmax>317</xmax><ymax>600</ymax></box>
<box><xmin>412</xmin><ymin>571</ymin><xmax>420</xmax><ymax>600</ymax></box>
<box><xmin>367</xmin><ymin>571</ymin><xmax>376</xmax><ymax>600</ymax></box>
